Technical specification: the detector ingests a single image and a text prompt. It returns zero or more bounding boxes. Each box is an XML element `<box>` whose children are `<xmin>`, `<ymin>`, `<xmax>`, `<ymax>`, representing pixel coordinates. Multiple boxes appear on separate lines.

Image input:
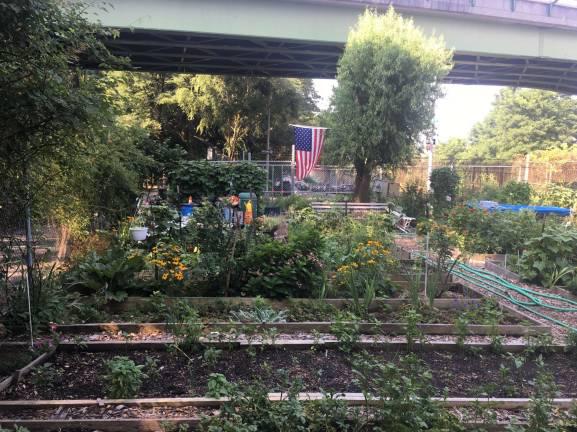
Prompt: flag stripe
<box><xmin>294</xmin><ymin>126</ymin><xmax>326</xmax><ymax>181</ymax></box>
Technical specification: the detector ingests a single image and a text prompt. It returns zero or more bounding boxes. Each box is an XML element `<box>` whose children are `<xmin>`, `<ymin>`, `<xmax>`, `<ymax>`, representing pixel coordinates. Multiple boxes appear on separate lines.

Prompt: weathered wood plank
<box><xmin>53</xmin><ymin>321</ymin><xmax>550</xmax><ymax>337</ymax></box>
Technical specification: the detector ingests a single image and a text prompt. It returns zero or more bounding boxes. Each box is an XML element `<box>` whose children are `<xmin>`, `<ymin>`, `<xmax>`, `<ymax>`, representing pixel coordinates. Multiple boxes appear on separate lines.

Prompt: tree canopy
<box><xmin>158</xmin><ymin>75</ymin><xmax>319</xmax><ymax>160</ymax></box>
<box><xmin>326</xmin><ymin>8</ymin><xmax>452</xmax><ymax>201</ymax></box>
<box><xmin>435</xmin><ymin>88</ymin><xmax>577</xmax><ymax>163</ymax></box>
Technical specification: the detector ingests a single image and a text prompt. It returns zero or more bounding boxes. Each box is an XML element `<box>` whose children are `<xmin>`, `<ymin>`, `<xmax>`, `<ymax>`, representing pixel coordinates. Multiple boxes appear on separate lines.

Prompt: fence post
<box><xmin>524</xmin><ymin>153</ymin><xmax>530</xmax><ymax>183</ymax></box>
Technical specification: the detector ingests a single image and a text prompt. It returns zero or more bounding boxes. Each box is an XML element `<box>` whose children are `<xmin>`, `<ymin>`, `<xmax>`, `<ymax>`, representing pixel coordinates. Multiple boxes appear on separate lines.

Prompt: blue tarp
<box><xmin>494</xmin><ymin>203</ymin><xmax>571</xmax><ymax>217</ymax></box>
<box><xmin>474</xmin><ymin>201</ymin><xmax>571</xmax><ymax>217</ymax></box>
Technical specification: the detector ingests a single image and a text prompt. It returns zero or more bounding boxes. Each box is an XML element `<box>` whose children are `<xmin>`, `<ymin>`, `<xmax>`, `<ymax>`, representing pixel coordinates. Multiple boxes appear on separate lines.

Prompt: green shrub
<box><xmin>447</xmin><ymin>205</ymin><xmax>541</xmax><ymax>254</ymax></box>
<box><xmin>519</xmin><ymin>225</ymin><xmax>577</xmax><ymax>290</ymax></box>
<box><xmin>103</xmin><ymin>356</ymin><xmax>147</xmax><ymax>398</ymax></box>
<box><xmin>398</xmin><ymin>181</ymin><xmax>428</xmax><ymax>219</ymax></box>
<box><xmin>241</xmin><ymin>224</ymin><xmax>324</xmax><ymax>298</ymax></box>
<box><xmin>272</xmin><ymin>194</ymin><xmax>311</xmax><ymax>212</ymax></box>
<box><xmin>533</xmin><ymin>182</ymin><xmax>577</xmax><ymax>210</ymax></box>
<box><xmin>169</xmin><ymin>161</ymin><xmax>267</xmax><ymax>200</ymax></box>
<box><xmin>65</xmin><ymin>244</ymin><xmax>146</xmax><ymax>302</ymax></box>
<box><xmin>430</xmin><ymin>167</ymin><xmax>459</xmax><ymax>215</ymax></box>
<box><xmin>499</xmin><ymin>181</ymin><xmax>533</xmax><ymax>204</ymax></box>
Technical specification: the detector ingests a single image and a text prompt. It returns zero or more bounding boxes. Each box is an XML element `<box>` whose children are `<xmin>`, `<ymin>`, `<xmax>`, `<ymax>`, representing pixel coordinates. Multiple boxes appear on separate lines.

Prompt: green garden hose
<box><xmin>451</xmin><ymin>261</ymin><xmax>577</xmax><ymax>332</ymax></box>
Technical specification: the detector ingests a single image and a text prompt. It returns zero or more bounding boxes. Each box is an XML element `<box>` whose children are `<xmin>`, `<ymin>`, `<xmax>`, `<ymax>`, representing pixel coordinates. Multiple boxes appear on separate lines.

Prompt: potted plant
<box><xmin>129</xmin><ymin>215</ymin><xmax>148</xmax><ymax>241</ymax></box>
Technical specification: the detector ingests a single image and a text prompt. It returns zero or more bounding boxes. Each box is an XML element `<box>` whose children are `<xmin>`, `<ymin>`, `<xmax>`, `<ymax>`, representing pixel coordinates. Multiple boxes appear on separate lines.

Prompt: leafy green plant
<box><xmin>399</xmin><ymin>181</ymin><xmax>428</xmax><ymax>219</ymax></box>
<box><xmin>454</xmin><ymin>314</ymin><xmax>470</xmax><ymax>350</ymax></box>
<box><xmin>565</xmin><ymin>330</ymin><xmax>577</xmax><ymax>356</ymax></box>
<box><xmin>527</xmin><ymin>356</ymin><xmax>557</xmax><ymax>432</ymax></box>
<box><xmin>230</xmin><ymin>307</ymin><xmax>287</xmax><ymax>323</ymax></box>
<box><xmin>166</xmin><ymin>301</ymin><xmax>203</xmax><ymax>354</ymax></box>
<box><xmin>103</xmin><ymin>356</ymin><xmax>147</xmax><ymax>398</ymax></box>
<box><xmin>144</xmin><ymin>356</ymin><xmax>160</xmax><ymax>380</ymax></box>
<box><xmin>30</xmin><ymin>362</ymin><xmax>57</xmax><ymax>387</ymax></box>
<box><xmin>206</xmin><ymin>373</ymin><xmax>233</xmax><ymax>398</ymax></box>
<box><xmin>65</xmin><ymin>244</ymin><xmax>146</xmax><ymax>302</ymax></box>
<box><xmin>241</xmin><ymin>223</ymin><xmax>324</xmax><ymax>299</ymax></box>
<box><xmin>352</xmin><ymin>353</ymin><xmax>460</xmax><ymax>430</ymax></box>
<box><xmin>405</xmin><ymin>307</ymin><xmax>423</xmax><ymax>350</ymax></box>
<box><xmin>519</xmin><ymin>225</ymin><xmax>577</xmax><ymax>290</ymax></box>
<box><xmin>169</xmin><ymin>160</ymin><xmax>267</xmax><ymax>200</ymax></box>
<box><xmin>430</xmin><ymin>167</ymin><xmax>459</xmax><ymax>216</ymax></box>
<box><xmin>203</xmin><ymin>347</ymin><xmax>222</xmax><ymax>367</ymax></box>
<box><xmin>330</xmin><ymin>319</ymin><xmax>360</xmax><ymax>353</ymax></box>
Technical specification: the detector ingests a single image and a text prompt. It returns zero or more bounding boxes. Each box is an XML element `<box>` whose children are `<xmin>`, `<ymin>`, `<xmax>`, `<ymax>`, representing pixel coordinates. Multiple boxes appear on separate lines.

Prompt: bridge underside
<box><xmin>103</xmin><ymin>29</ymin><xmax>577</xmax><ymax>94</ymax></box>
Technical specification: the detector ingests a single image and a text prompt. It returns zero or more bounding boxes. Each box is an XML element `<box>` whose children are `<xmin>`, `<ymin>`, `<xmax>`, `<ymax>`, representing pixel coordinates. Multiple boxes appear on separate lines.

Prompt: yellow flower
<box><xmin>161</xmin><ymin>273</ymin><xmax>168</xmax><ymax>281</ymax></box>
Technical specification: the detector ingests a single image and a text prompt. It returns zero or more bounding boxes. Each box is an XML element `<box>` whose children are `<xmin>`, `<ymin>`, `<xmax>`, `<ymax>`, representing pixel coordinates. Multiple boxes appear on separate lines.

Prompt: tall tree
<box><xmin>158</xmin><ymin>75</ymin><xmax>319</xmax><ymax>160</ymax></box>
<box><xmin>466</xmin><ymin>88</ymin><xmax>577</xmax><ymax>161</ymax></box>
<box><xmin>434</xmin><ymin>137</ymin><xmax>468</xmax><ymax>164</ymax></box>
<box><xmin>0</xmin><ymin>0</ymin><xmax>121</xmax><ymax>231</ymax></box>
<box><xmin>327</xmin><ymin>8</ymin><xmax>452</xmax><ymax>201</ymax></box>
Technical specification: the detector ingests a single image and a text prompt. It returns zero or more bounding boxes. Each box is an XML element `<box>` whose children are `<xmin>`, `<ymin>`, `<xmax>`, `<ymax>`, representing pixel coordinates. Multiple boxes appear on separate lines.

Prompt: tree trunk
<box><xmin>353</xmin><ymin>161</ymin><xmax>373</xmax><ymax>202</ymax></box>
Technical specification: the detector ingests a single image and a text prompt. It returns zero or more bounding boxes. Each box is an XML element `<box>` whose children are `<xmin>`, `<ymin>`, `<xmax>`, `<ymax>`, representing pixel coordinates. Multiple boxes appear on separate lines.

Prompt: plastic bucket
<box><xmin>180</xmin><ymin>204</ymin><xmax>194</xmax><ymax>217</ymax></box>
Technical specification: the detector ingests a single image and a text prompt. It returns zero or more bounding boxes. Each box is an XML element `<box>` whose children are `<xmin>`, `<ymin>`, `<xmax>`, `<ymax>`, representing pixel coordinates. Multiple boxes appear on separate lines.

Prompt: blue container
<box><xmin>180</xmin><ymin>204</ymin><xmax>194</xmax><ymax>217</ymax></box>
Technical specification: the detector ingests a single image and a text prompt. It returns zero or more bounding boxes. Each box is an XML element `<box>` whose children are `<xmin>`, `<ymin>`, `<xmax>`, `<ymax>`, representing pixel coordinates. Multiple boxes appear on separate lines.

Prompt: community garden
<box><xmin>4</xmin><ymin>159</ymin><xmax>577</xmax><ymax>431</ymax></box>
<box><xmin>4</xmin><ymin>1</ymin><xmax>577</xmax><ymax>431</ymax></box>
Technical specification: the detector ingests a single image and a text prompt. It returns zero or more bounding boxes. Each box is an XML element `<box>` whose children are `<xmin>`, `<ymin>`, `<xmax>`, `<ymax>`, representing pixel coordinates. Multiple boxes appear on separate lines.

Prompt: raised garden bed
<box><xmin>3</xmin><ymin>346</ymin><xmax>576</xmax><ymax>400</ymax></box>
<box><xmin>51</xmin><ymin>320</ymin><xmax>550</xmax><ymax>337</ymax></box>
<box><xmin>1</xmin><ymin>395</ymin><xmax>576</xmax><ymax>431</ymax></box>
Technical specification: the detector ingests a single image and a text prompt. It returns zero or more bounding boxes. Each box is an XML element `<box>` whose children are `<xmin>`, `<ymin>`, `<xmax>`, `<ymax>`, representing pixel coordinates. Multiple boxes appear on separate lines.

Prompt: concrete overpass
<box><xmin>91</xmin><ymin>0</ymin><xmax>577</xmax><ymax>93</ymax></box>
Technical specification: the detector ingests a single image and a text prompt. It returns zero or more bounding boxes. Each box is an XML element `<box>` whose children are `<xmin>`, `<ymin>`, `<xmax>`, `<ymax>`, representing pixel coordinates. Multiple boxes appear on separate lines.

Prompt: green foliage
<box><xmin>327</xmin><ymin>8</ymin><xmax>452</xmax><ymax>200</ymax></box>
<box><xmin>404</xmin><ymin>308</ymin><xmax>424</xmax><ymax>349</ymax></box>
<box><xmin>230</xmin><ymin>302</ymin><xmax>287</xmax><ymax>323</ymax></box>
<box><xmin>519</xmin><ymin>225</ymin><xmax>577</xmax><ymax>290</ymax></box>
<box><xmin>206</xmin><ymin>373</ymin><xmax>234</xmax><ymax>398</ymax></box>
<box><xmin>170</xmin><ymin>161</ymin><xmax>267</xmax><ymax>200</ymax></box>
<box><xmin>0</xmin><ymin>426</ymin><xmax>31</xmax><ymax>432</ymax></box>
<box><xmin>398</xmin><ymin>181</ymin><xmax>428</xmax><ymax>219</ymax></box>
<box><xmin>65</xmin><ymin>245</ymin><xmax>146</xmax><ymax>302</ymax></box>
<box><xmin>479</xmin><ymin>180</ymin><xmax>533</xmax><ymax>205</ymax></box>
<box><xmin>166</xmin><ymin>301</ymin><xmax>203</xmax><ymax>353</ymax></box>
<box><xmin>352</xmin><ymin>353</ymin><xmax>461</xmax><ymax>430</ymax></box>
<box><xmin>467</xmin><ymin>89</ymin><xmax>577</xmax><ymax>161</ymax></box>
<box><xmin>447</xmin><ymin>205</ymin><xmax>542</xmax><ymax>254</ymax></box>
<box><xmin>454</xmin><ymin>314</ymin><xmax>470</xmax><ymax>350</ymax></box>
<box><xmin>430</xmin><ymin>167</ymin><xmax>459</xmax><ymax>214</ymax></box>
<box><xmin>159</xmin><ymin>75</ymin><xmax>319</xmax><ymax>159</ymax></box>
<box><xmin>532</xmin><ymin>183</ymin><xmax>577</xmax><ymax>210</ymax></box>
<box><xmin>271</xmin><ymin>195</ymin><xmax>311</xmax><ymax>212</ymax></box>
<box><xmin>2</xmin><ymin>253</ymin><xmax>81</xmax><ymax>334</ymax></box>
<box><xmin>331</xmin><ymin>318</ymin><xmax>360</xmax><ymax>353</ymax></box>
<box><xmin>203</xmin><ymin>347</ymin><xmax>222</xmax><ymax>367</ymax></box>
<box><xmin>241</xmin><ymin>224</ymin><xmax>324</xmax><ymax>298</ymax></box>
<box><xmin>527</xmin><ymin>357</ymin><xmax>557</xmax><ymax>432</ymax></box>
<box><xmin>103</xmin><ymin>356</ymin><xmax>147</xmax><ymax>398</ymax></box>
<box><xmin>199</xmin><ymin>382</ymin><xmax>315</xmax><ymax>431</ymax></box>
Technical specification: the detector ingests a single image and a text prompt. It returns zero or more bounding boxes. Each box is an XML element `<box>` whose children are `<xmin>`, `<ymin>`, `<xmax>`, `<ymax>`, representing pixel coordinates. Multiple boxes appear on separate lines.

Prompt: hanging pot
<box><xmin>129</xmin><ymin>226</ymin><xmax>148</xmax><ymax>241</ymax></box>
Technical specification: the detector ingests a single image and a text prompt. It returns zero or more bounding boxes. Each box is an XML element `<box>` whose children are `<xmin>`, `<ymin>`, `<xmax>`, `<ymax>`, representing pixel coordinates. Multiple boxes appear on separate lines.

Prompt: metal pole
<box><xmin>426</xmin><ymin>141</ymin><xmax>433</xmax><ymax>192</ymax></box>
<box><xmin>23</xmin><ymin>162</ymin><xmax>34</xmax><ymax>347</ymax></box>
<box><xmin>266</xmin><ymin>102</ymin><xmax>271</xmax><ymax>190</ymax></box>
<box><xmin>291</xmin><ymin>144</ymin><xmax>296</xmax><ymax>195</ymax></box>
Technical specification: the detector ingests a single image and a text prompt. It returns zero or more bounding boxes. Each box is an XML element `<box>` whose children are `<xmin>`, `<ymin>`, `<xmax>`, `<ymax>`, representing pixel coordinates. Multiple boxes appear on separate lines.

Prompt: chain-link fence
<box><xmin>210</xmin><ymin>160</ymin><xmax>400</xmax><ymax>196</ymax></box>
<box><xmin>394</xmin><ymin>159</ymin><xmax>577</xmax><ymax>190</ymax></box>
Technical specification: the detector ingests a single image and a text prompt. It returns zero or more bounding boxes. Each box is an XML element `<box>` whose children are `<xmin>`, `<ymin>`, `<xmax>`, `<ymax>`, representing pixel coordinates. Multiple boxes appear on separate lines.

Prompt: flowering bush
<box><xmin>149</xmin><ymin>242</ymin><xmax>198</xmax><ymax>283</ymax></box>
<box><xmin>335</xmin><ymin>240</ymin><xmax>398</xmax><ymax>298</ymax></box>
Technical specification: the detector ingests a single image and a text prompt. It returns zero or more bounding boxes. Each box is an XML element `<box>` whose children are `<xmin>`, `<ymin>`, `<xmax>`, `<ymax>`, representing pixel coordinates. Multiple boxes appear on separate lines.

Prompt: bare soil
<box><xmin>3</xmin><ymin>347</ymin><xmax>577</xmax><ymax>400</ymax></box>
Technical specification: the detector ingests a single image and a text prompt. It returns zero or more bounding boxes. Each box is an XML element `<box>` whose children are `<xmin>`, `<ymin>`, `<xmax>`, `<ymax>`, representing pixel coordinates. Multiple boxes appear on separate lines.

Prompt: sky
<box><xmin>313</xmin><ymin>79</ymin><xmax>502</xmax><ymax>143</ymax></box>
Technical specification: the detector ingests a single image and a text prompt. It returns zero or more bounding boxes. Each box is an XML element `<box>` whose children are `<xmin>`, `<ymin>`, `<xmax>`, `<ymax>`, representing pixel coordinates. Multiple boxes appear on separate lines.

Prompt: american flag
<box><xmin>293</xmin><ymin>125</ymin><xmax>327</xmax><ymax>181</ymax></box>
